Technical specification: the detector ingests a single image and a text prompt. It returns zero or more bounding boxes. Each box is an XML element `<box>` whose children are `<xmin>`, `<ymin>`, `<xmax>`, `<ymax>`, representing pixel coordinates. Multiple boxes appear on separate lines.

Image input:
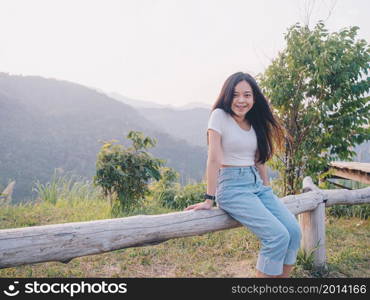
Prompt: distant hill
<box><xmin>0</xmin><ymin>73</ymin><xmax>207</xmax><ymax>203</ymax></box>
<box><xmin>107</xmin><ymin>92</ymin><xmax>212</xmax><ymax>147</ymax></box>
<box><xmin>175</xmin><ymin>102</ymin><xmax>211</xmax><ymax>110</ymax></box>
<box><xmin>136</xmin><ymin>107</ymin><xmax>211</xmax><ymax>148</ymax></box>
<box><xmin>107</xmin><ymin>92</ymin><xmax>169</xmax><ymax>109</ymax></box>
<box><xmin>1</xmin><ymin>72</ymin><xmax>368</xmax><ymax>203</ymax></box>
<box><xmin>107</xmin><ymin>91</ymin><xmax>211</xmax><ymax>111</ymax></box>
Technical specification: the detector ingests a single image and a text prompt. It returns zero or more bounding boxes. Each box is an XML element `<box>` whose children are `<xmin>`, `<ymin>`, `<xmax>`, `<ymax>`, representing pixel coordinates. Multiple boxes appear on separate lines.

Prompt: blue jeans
<box><xmin>216</xmin><ymin>166</ymin><xmax>302</xmax><ymax>276</ymax></box>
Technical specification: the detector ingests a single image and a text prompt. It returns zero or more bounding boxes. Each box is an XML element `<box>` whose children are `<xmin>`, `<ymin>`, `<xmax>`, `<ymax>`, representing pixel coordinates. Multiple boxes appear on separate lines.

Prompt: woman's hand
<box><xmin>184</xmin><ymin>201</ymin><xmax>213</xmax><ymax>211</ymax></box>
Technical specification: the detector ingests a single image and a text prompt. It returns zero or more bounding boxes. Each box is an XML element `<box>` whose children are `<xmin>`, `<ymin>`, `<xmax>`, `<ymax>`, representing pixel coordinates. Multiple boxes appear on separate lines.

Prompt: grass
<box><xmin>0</xmin><ymin>193</ymin><xmax>369</xmax><ymax>278</ymax></box>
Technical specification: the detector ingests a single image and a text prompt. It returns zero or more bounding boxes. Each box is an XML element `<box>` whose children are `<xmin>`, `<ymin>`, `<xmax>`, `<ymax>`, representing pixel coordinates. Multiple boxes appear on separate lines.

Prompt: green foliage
<box><xmin>0</xmin><ymin>188</ymin><xmax>368</xmax><ymax>278</ymax></box>
<box><xmin>324</xmin><ymin>178</ymin><xmax>370</xmax><ymax>219</ymax></box>
<box><xmin>32</xmin><ymin>169</ymin><xmax>102</xmax><ymax>205</ymax></box>
<box><xmin>32</xmin><ymin>169</ymin><xmax>60</xmax><ymax>204</ymax></box>
<box><xmin>150</xmin><ymin>167</ymin><xmax>179</xmax><ymax>208</ymax></box>
<box><xmin>93</xmin><ymin>131</ymin><xmax>165</xmax><ymax>216</ymax></box>
<box><xmin>150</xmin><ymin>166</ymin><xmax>207</xmax><ymax>210</ymax></box>
<box><xmin>172</xmin><ymin>182</ymin><xmax>207</xmax><ymax>210</ymax></box>
<box><xmin>328</xmin><ymin>203</ymin><xmax>370</xmax><ymax>220</ymax></box>
<box><xmin>296</xmin><ymin>240</ymin><xmax>321</xmax><ymax>272</ymax></box>
<box><xmin>296</xmin><ymin>248</ymin><xmax>316</xmax><ymax>271</ymax></box>
<box><xmin>259</xmin><ymin>21</ymin><xmax>370</xmax><ymax>195</ymax></box>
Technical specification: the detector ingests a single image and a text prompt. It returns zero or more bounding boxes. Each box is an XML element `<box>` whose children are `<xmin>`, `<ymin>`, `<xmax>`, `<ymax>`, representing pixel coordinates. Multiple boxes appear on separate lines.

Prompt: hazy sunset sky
<box><xmin>0</xmin><ymin>0</ymin><xmax>369</xmax><ymax>107</ymax></box>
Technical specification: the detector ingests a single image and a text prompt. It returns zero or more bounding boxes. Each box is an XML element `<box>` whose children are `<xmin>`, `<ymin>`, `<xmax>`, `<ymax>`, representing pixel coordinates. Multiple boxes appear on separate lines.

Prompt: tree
<box><xmin>259</xmin><ymin>21</ymin><xmax>370</xmax><ymax>195</ymax></box>
<box><xmin>93</xmin><ymin>130</ymin><xmax>165</xmax><ymax>215</ymax></box>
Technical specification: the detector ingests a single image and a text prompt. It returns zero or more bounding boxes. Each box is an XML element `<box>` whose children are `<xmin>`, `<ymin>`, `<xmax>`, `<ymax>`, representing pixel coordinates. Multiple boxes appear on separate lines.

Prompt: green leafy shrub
<box><xmin>93</xmin><ymin>131</ymin><xmax>165</xmax><ymax>216</ymax></box>
<box><xmin>150</xmin><ymin>167</ymin><xmax>179</xmax><ymax>209</ymax></box>
<box><xmin>171</xmin><ymin>182</ymin><xmax>207</xmax><ymax>210</ymax></box>
<box><xmin>150</xmin><ymin>167</ymin><xmax>207</xmax><ymax>210</ymax></box>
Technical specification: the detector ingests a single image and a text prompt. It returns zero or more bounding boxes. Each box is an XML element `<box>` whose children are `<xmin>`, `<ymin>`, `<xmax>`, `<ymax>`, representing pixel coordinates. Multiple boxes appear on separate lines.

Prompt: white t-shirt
<box><xmin>207</xmin><ymin>108</ymin><xmax>257</xmax><ymax>166</ymax></box>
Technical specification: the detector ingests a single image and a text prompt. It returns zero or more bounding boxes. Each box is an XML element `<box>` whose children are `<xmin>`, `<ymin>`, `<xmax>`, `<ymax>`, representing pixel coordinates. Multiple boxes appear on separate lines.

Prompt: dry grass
<box><xmin>0</xmin><ymin>197</ymin><xmax>368</xmax><ymax>278</ymax></box>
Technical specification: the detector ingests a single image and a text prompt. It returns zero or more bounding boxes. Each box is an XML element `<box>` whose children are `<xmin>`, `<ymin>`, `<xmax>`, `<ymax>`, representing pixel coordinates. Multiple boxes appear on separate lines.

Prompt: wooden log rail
<box><xmin>0</xmin><ymin>176</ymin><xmax>369</xmax><ymax>269</ymax></box>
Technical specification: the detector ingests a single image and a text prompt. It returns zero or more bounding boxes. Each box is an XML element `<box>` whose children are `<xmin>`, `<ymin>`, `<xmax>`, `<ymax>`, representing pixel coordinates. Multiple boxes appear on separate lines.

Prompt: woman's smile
<box><xmin>231</xmin><ymin>80</ymin><xmax>254</xmax><ymax>116</ymax></box>
<box><xmin>236</xmin><ymin>103</ymin><xmax>247</xmax><ymax>110</ymax></box>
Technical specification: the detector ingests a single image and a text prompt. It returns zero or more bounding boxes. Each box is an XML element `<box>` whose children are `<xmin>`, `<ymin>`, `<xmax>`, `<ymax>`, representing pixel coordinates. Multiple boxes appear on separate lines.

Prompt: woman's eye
<box><xmin>234</xmin><ymin>94</ymin><xmax>251</xmax><ymax>98</ymax></box>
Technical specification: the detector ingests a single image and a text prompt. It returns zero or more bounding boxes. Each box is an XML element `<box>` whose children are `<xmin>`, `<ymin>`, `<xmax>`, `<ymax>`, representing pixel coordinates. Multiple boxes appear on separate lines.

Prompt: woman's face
<box><xmin>231</xmin><ymin>80</ymin><xmax>254</xmax><ymax>118</ymax></box>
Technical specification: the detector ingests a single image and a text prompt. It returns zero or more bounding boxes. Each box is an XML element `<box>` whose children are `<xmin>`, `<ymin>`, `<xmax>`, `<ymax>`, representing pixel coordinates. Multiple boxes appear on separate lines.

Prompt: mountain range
<box><xmin>0</xmin><ymin>73</ymin><xmax>211</xmax><ymax>203</ymax></box>
<box><xmin>0</xmin><ymin>72</ymin><xmax>368</xmax><ymax>203</ymax></box>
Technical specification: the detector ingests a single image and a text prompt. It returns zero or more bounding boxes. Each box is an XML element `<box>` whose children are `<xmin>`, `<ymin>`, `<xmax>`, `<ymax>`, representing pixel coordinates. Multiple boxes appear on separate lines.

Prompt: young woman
<box><xmin>184</xmin><ymin>72</ymin><xmax>302</xmax><ymax>278</ymax></box>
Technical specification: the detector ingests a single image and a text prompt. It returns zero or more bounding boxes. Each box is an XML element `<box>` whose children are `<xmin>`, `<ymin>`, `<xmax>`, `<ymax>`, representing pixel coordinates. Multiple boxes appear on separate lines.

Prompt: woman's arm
<box><xmin>255</xmin><ymin>150</ymin><xmax>270</xmax><ymax>186</ymax></box>
<box><xmin>255</xmin><ymin>163</ymin><xmax>270</xmax><ymax>186</ymax></box>
<box><xmin>205</xmin><ymin>129</ymin><xmax>223</xmax><ymax>205</ymax></box>
<box><xmin>184</xmin><ymin>129</ymin><xmax>222</xmax><ymax>211</ymax></box>
<box><xmin>206</xmin><ymin>158</ymin><xmax>222</xmax><ymax>205</ymax></box>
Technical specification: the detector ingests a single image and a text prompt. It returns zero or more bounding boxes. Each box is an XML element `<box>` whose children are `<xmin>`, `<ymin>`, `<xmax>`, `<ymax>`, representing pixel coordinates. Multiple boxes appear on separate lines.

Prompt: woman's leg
<box><xmin>278</xmin><ymin>264</ymin><xmax>295</xmax><ymax>278</ymax></box>
<box><xmin>255</xmin><ymin>269</ymin><xmax>278</xmax><ymax>278</ymax></box>
<box><xmin>217</xmin><ymin>188</ymin><xmax>291</xmax><ymax>277</ymax></box>
<box><xmin>255</xmin><ymin>183</ymin><xmax>302</xmax><ymax>278</ymax></box>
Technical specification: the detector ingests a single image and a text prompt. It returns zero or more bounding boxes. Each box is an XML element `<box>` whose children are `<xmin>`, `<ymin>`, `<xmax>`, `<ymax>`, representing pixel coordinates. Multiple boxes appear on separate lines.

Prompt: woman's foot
<box><xmin>275</xmin><ymin>264</ymin><xmax>294</xmax><ymax>278</ymax></box>
<box><xmin>255</xmin><ymin>264</ymin><xmax>294</xmax><ymax>278</ymax></box>
<box><xmin>255</xmin><ymin>269</ymin><xmax>278</xmax><ymax>278</ymax></box>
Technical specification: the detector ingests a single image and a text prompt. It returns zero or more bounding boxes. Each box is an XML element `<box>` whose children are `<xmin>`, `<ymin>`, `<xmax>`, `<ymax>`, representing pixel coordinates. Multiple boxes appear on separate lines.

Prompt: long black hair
<box><xmin>207</xmin><ymin>72</ymin><xmax>290</xmax><ymax>164</ymax></box>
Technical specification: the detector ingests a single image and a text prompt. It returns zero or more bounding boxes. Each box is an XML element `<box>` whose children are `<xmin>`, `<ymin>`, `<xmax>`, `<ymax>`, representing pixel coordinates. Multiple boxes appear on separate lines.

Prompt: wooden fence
<box><xmin>0</xmin><ymin>176</ymin><xmax>369</xmax><ymax>270</ymax></box>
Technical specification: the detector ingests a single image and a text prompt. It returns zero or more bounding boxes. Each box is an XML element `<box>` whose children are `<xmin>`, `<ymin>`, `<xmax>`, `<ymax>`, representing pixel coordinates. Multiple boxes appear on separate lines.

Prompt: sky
<box><xmin>0</xmin><ymin>0</ymin><xmax>369</xmax><ymax>107</ymax></box>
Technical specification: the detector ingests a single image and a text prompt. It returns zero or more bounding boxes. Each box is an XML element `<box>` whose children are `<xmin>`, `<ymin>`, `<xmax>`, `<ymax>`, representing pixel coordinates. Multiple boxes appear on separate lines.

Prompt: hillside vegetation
<box><xmin>0</xmin><ymin>73</ymin><xmax>207</xmax><ymax>203</ymax></box>
<box><xmin>0</xmin><ymin>177</ymin><xmax>368</xmax><ymax>278</ymax></box>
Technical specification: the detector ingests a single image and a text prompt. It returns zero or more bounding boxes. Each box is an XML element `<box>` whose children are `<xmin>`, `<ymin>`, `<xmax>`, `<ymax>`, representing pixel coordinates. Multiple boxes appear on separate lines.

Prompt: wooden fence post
<box><xmin>1</xmin><ymin>180</ymin><xmax>369</xmax><ymax>269</ymax></box>
<box><xmin>299</xmin><ymin>177</ymin><xmax>327</xmax><ymax>269</ymax></box>
<box><xmin>0</xmin><ymin>181</ymin><xmax>16</xmax><ymax>205</ymax></box>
